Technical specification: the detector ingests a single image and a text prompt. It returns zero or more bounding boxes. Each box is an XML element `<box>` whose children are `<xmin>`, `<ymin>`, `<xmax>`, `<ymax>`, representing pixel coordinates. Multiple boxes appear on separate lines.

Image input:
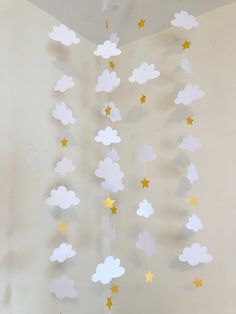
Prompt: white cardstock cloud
<box><xmin>109</xmin><ymin>32</ymin><xmax>120</xmax><ymax>44</ymax></box>
<box><xmin>175</xmin><ymin>84</ymin><xmax>205</xmax><ymax>105</ymax></box>
<box><xmin>180</xmin><ymin>135</ymin><xmax>202</xmax><ymax>151</ymax></box>
<box><xmin>52</xmin><ymin>102</ymin><xmax>76</xmax><ymax>126</ymax></box>
<box><xmin>95</xmin><ymin>70</ymin><xmax>120</xmax><ymax>93</ymax></box>
<box><xmin>171</xmin><ymin>11</ymin><xmax>199</xmax><ymax>30</ymax></box>
<box><xmin>138</xmin><ymin>144</ymin><xmax>156</xmax><ymax>165</ymax></box>
<box><xmin>186</xmin><ymin>214</ymin><xmax>203</xmax><ymax>232</ymax></box>
<box><xmin>50</xmin><ymin>242</ymin><xmax>76</xmax><ymax>263</ymax></box>
<box><xmin>46</xmin><ymin>186</ymin><xmax>80</xmax><ymax>209</ymax></box>
<box><xmin>54</xmin><ymin>75</ymin><xmax>75</xmax><ymax>92</ymax></box>
<box><xmin>107</xmin><ymin>148</ymin><xmax>120</xmax><ymax>162</ymax></box>
<box><xmin>180</xmin><ymin>58</ymin><xmax>192</xmax><ymax>74</ymax></box>
<box><xmin>49</xmin><ymin>274</ymin><xmax>77</xmax><ymax>299</ymax></box>
<box><xmin>48</xmin><ymin>24</ymin><xmax>80</xmax><ymax>46</ymax></box>
<box><xmin>95</xmin><ymin>127</ymin><xmax>121</xmax><ymax>146</ymax></box>
<box><xmin>101</xmin><ymin>102</ymin><xmax>122</xmax><ymax>122</ymax></box>
<box><xmin>137</xmin><ymin>199</ymin><xmax>154</xmax><ymax>218</ymax></box>
<box><xmin>187</xmin><ymin>162</ymin><xmax>198</xmax><ymax>184</ymax></box>
<box><xmin>179</xmin><ymin>243</ymin><xmax>213</xmax><ymax>266</ymax></box>
<box><xmin>136</xmin><ymin>231</ymin><xmax>157</xmax><ymax>256</ymax></box>
<box><xmin>55</xmin><ymin>157</ymin><xmax>75</xmax><ymax>175</ymax></box>
<box><xmin>94</xmin><ymin>40</ymin><xmax>121</xmax><ymax>59</ymax></box>
<box><xmin>129</xmin><ymin>62</ymin><xmax>160</xmax><ymax>85</ymax></box>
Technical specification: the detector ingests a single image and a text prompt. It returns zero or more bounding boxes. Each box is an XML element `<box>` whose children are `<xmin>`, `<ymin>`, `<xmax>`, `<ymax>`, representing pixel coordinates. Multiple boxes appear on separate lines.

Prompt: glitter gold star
<box><xmin>60</xmin><ymin>137</ymin><xmax>68</xmax><ymax>148</ymax></box>
<box><xmin>110</xmin><ymin>284</ymin><xmax>119</xmax><ymax>294</ymax></box>
<box><xmin>188</xmin><ymin>196</ymin><xmax>199</xmax><ymax>205</ymax></box>
<box><xmin>141</xmin><ymin>178</ymin><xmax>150</xmax><ymax>188</ymax></box>
<box><xmin>186</xmin><ymin>116</ymin><xmax>194</xmax><ymax>125</ymax></box>
<box><xmin>103</xmin><ymin>198</ymin><xmax>115</xmax><ymax>209</ymax></box>
<box><xmin>137</xmin><ymin>19</ymin><xmax>145</xmax><ymax>28</ymax></box>
<box><xmin>145</xmin><ymin>271</ymin><xmax>154</xmax><ymax>283</ymax></box>
<box><xmin>109</xmin><ymin>61</ymin><xmax>115</xmax><ymax>70</ymax></box>
<box><xmin>59</xmin><ymin>221</ymin><xmax>68</xmax><ymax>232</ymax></box>
<box><xmin>193</xmin><ymin>277</ymin><xmax>203</xmax><ymax>288</ymax></box>
<box><xmin>106</xmin><ymin>297</ymin><xmax>113</xmax><ymax>310</ymax></box>
<box><xmin>111</xmin><ymin>206</ymin><xmax>118</xmax><ymax>215</ymax></box>
<box><xmin>182</xmin><ymin>40</ymin><xmax>191</xmax><ymax>50</ymax></box>
<box><xmin>105</xmin><ymin>19</ymin><xmax>109</xmax><ymax>29</ymax></box>
<box><xmin>105</xmin><ymin>105</ymin><xmax>111</xmax><ymax>116</ymax></box>
<box><xmin>140</xmin><ymin>94</ymin><xmax>146</xmax><ymax>105</ymax></box>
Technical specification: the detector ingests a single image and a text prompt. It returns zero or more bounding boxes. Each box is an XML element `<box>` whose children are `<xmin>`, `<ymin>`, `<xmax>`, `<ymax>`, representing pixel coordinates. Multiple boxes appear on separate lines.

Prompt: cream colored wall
<box><xmin>1</xmin><ymin>0</ymin><xmax>236</xmax><ymax>313</ymax></box>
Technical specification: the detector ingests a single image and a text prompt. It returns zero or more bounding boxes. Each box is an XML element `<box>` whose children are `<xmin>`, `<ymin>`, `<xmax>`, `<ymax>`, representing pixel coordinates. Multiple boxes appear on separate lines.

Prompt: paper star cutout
<box><xmin>145</xmin><ymin>271</ymin><xmax>154</xmax><ymax>283</ymax></box>
<box><xmin>103</xmin><ymin>198</ymin><xmax>115</xmax><ymax>208</ymax></box>
<box><xmin>59</xmin><ymin>221</ymin><xmax>68</xmax><ymax>232</ymax></box>
<box><xmin>141</xmin><ymin>178</ymin><xmax>150</xmax><ymax>188</ymax></box>
<box><xmin>182</xmin><ymin>40</ymin><xmax>191</xmax><ymax>50</ymax></box>
<box><xmin>60</xmin><ymin>137</ymin><xmax>68</xmax><ymax>148</ymax></box>
<box><xmin>137</xmin><ymin>19</ymin><xmax>145</xmax><ymax>28</ymax></box>
<box><xmin>105</xmin><ymin>19</ymin><xmax>109</xmax><ymax>29</ymax></box>
<box><xmin>106</xmin><ymin>297</ymin><xmax>113</xmax><ymax>310</ymax></box>
<box><xmin>105</xmin><ymin>105</ymin><xmax>111</xmax><ymax>116</ymax></box>
<box><xmin>188</xmin><ymin>196</ymin><xmax>199</xmax><ymax>205</ymax></box>
<box><xmin>186</xmin><ymin>116</ymin><xmax>194</xmax><ymax>125</ymax></box>
<box><xmin>110</xmin><ymin>284</ymin><xmax>119</xmax><ymax>294</ymax></box>
<box><xmin>140</xmin><ymin>94</ymin><xmax>146</xmax><ymax>104</ymax></box>
<box><xmin>111</xmin><ymin>206</ymin><xmax>118</xmax><ymax>215</ymax></box>
<box><xmin>109</xmin><ymin>61</ymin><xmax>115</xmax><ymax>70</ymax></box>
<box><xmin>193</xmin><ymin>277</ymin><xmax>203</xmax><ymax>288</ymax></box>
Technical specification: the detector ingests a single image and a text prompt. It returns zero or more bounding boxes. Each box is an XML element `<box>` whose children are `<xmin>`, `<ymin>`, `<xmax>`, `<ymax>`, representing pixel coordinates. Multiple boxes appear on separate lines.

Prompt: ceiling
<box><xmin>28</xmin><ymin>0</ymin><xmax>235</xmax><ymax>45</ymax></box>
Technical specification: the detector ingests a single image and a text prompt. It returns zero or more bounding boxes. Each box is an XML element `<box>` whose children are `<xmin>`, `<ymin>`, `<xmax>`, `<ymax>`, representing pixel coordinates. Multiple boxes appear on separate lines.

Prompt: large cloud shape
<box><xmin>49</xmin><ymin>274</ymin><xmax>77</xmax><ymax>299</ymax></box>
<box><xmin>50</xmin><ymin>242</ymin><xmax>76</xmax><ymax>263</ymax></box>
<box><xmin>137</xmin><ymin>199</ymin><xmax>154</xmax><ymax>218</ymax></box>
<box><xmin>179</xmin><ymin>243</ymin><xmax>213</xmax><ymax>266</ymax></box>
<box><xmin>101</xmin><ymin>102</ymin><xmax>122</xmax><ymax>122</ymax></box>
<box><xmin>94</xmin><ymin>40</ymin><xmax>121</xmax><ymax>59</ymax></box>
<box><xmin>136</xmin><ymin>231</ymin><xmax>157</xmax><ymax>256</ymax></box>
<box><xmin>180</xmin><ymin>135</ymin><xmax>202</xmax><ymax>151</ymax></box>
<box><xmin>55</xmin><ymin>157</ymin><xmax>75</xmax><ymax>175</ymax></box>
<box><xmin>48</xmin><ymin>24</ymin><xmax>80</xmax><ymax>46</ymax></box>
<box><xmin>138</xmin><ymin>144</ymin><xmax>156</xmax><ymax>165</ymax></box>
<box><xmin>186</xmin><ymin>215</ymin><xmax>203</xmax><ymax>233</ymax></box>
<box><xmin>187</xmin><ymin>162</ymin><xmax>198</xmax><ymax>184</ymax></box>
<box><xmin>91</xmin><ymin>256</ymin><xmax>125</xmax><ymax>284</ymax></box>
<box><xmin>171</xmin><ymin>11</ymin><xmax>199</xmax><ymax>30</ymax></box>
<box><xmin>95</xmin><ymin>127</ymin><xmax>121</xmax><ymax>146</ymax></box>
<box><xmin>52</xmin><ymin>102</ymin><xmax>76</xmax><ymax>126</ymax></box>
<box><xmin>175</xmin><ymin>84</ymin><xmax>205</xmax><ymax>105</ymax></box>
<box><xmin>46</xmin><ymin>186</ymin><xmax>80</xmax><ymax>209</ymax></box>
<box><xmin>95</xmin><ymin>70</ymin><xmax>120</xmax><ymax>93</ymax></box>
<box><xmin>128</xmin><ymin>63</ymin><xmax>160</xmax><ymax>85</ymax></box>
<box><xmin>54</xmin><ymin>75</ymin><xmax>75</xmax><ymax>92</ymax></box>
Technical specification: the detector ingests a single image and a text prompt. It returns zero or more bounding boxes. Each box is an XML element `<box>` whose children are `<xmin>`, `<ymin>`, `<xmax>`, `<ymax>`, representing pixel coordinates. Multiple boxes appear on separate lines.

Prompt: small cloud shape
<box><xmin>180</xmin><ymin>135</ymin><xmax>202</xmax><ymax>151</ymax></box>
<box><xmin>129</xmin><ymin>62</ymin><xmax>160</xmax><ymax>85</ymax></box>
<box><xmin>49</xmin><ymin>274</ymin><xmax>77</xmax><ymax>299</ymax></box>
<box><xmin>138</xmin><ymin>144</ymin><xmax>156</xmax><ymax>165</ymax></box>
<box><xmin>109</xmin><ymin>32</ymin><xmax>120</xmax><ymax>44</ymax></box>
<box><xmin>187</xmin><ymin>162</ymin><xmax>198</xmax><ymax>184</ymax></box>
<box><xmin>180</xmin><ymin>58</ymin><xmax>192</xmax><ymax>74</ymax></box>
<box><xmin>55</xmin><ymin>157</ymin><xmax>75</xmax><ymax>175</ymax></box>
<box><xmin>91</xmin><ymin>256</ymin><xmax>125</xmax><ymax>284</ymax></box>
<box><xmin>94</xmin><ymin>40</ymin><xmax>121</xmax><ymax>59</ymax></box>
<box><xmin>171</xmin><ymin>11</ymin><xmax>199</xmax><ymax>30</ymax></box>
<box><xmin>136</xmin><ymin>231</ymin><xmax>157</xmax><ymax>256</ymax></box>
<box><xmin>95</xmin><ymin>127</ymin><xmax>121</xmax><ymax>146</ymax></box>
<box><xmin>95</xmin><ymin>70</ymin><xmax>120</xmax><ymax>93</ymax></box>
<box><xmin>179</xmin><ymin>243</ymin><xmax>213</xmax><ymax>266</ymax></box>
<box><xmin>52</xmin><ymin>102</ymin><xmax>76</xmax><ymax>126</ymax></box>
<box><xmin>46</xmin><ymin>186</ymin><xmax>80</xmax><ymax>209</ymax></box>
<box><xmin>50</xmin><ymin>242</ymin><xmax>76</xmax><ymax>263</ymax></box>
<box><xmin>54</xmin><ymin>75</ymin><xmax>75</xmax><ymax>92</ymax></box>
<box><xmin>186</xmin><ymin>214</ymin><xmax>203</xmax><ymax>232</ymax></box>
<box><xmin>101</xmin><ymin>102</ymin><xmax>122</xmax><ymax>122</ymax></box>
<box><xmin>175</xmin><ymin>84</ymin><xmax>205</xmax><ymax>105</ymax></box>
<box><xmin>48</xmin><ymin>24</ymin><xmax>80</xmax><ymax>46</ymax></box>
<box><xmin>137</xmin><ymin>199</ymin><xmax>154</xmax><ymax>218</ymax></box>
<box><xmin>107</xmin><ymin>148</ymin><xmax>120</xmax><ymax>162</ymax></box>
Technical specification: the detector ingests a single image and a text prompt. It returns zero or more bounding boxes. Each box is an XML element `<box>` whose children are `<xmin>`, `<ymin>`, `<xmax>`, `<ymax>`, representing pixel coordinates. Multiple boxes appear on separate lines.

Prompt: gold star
<box><xmin>59</xmin><ymin>221</ymin><xmax>68</xmax><ymax>232</ymax></box>
<box><xmin>145</xmin><ymin>271</ymin><xmax>154</xmax><ymax>283</ymax></box>
<box><xmin>188</xmin><ymin>196</ymin><xmax>199</xmax><ymax>205</ymax></box>
<box><xmin>103</xmin><ymin>198</ymin><xmax>115</xmax><ymax>209</ymax></box>
<box><xmin>193</xmin><ymin>277</ymin><xmax>203</xmax><ymax>288</ymax></box>
<box><xmin>60</xmin><ymin>137</ymin><xmax>68</xmax><ymax>148</ymax></box>
<box><xmin>105</xmin><ymin>105</ymin><xmax>111</xmax><ymax>116</ymax></box>
<box><xmin>106</xmin><ymin>297</ymin><xmax>113</xmax><ymax>310</ymax></box>
<box><xmin>182</xmin><ymin>40</ymin><xmax>191</xmax><ymax>50</ymax></box>
<box><xmin>140</xmin><ymin>94</ymin><xmax>146</xmax><ymax>105</ymax></box>
<box><xmin>110</xmin><ymin>284</ymin><xmax>119</xmax><ymax>294</ymax></box>
<box><xmin>109</xmin><ymin>61</ymin><xmax>115</xmax><ymax>70</ymax></box>
<box><xmin>105</xmin><ymin>19</ymin><xmax>109</xmax><ymax>29</ymax></box>
<box><xmin>186</xmin><ymin>116</ymin><xmax>194</xmax><ymax>125</ymax></box>
<box><xmin>111</xmin><ymin>206</ymin><xmax>118</xmax><ymax>215</ymax></box>
<box><xmin>141</xmin><ymin>178</ymin><xmax>150</xmax><ymax>188</ymax></box>
<box><xmin>137</xmin><ymin>19</ymin><xmax>145</xmax><ymax>28</ymax></box>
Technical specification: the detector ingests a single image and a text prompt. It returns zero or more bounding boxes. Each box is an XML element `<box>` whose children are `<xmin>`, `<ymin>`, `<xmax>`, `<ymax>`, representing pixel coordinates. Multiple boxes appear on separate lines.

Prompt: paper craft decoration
<box><xmin>129</xmin><ymin>63</ymin><xmax>160</xmax><ymax>85</ymax></box>
<box><xmin>175</xmin><ymin>84</ymin><xmax>205</xmax><ymax>105</ymax></box>
<box><xmin>171</xmin><ymin>11</ymin><xmax>199</xmax><ymax>30</ymax></box>
<box><xmin>180</xmin><ymin>58</ymin><xmax>192</xmax><ymax>74</ymax></box>
<box><xmin>49</xmin><ymin>24</ymin><xmax>80</xmax><ymax>46</ymax></box>
<box><xmin>180</xmin><ymin>135</ymin><xmax>202</xmax><ymax>151</ymax></box>
<box><xmin>182</xmin><ymin>40</ymin><xmax>191</xmax><ymax>50</ymax></box>
<box><xmin>101</xmin><ymin>102</ymin><xmax>122</xmax><ymax>122</ymax></box>
<box><xmin>95</xmin><ymin>70</ymin><xmax>120</xmax><ymax>93</ymax></box>
<box><xmin>95</xmin><ymin>127</ymin><xmax>121</xmax><ymax>146</ymax></box>
<box><xmin>138</xmin><ymin>144</ymin><xmax>156</xmax><ymax>165</ymax></box>
<box><xmin>95</xmin><ymin>157</ymin><xmax>124</xmax><ymax>193</ymax></box>
<box><xmin>50</xmin><ymin>242</ymin><xmax>76</xmax><ymax>263</ymax></box>
<box><xmin>188</xmin><ymin>195</ymin><xmax>199</xmax><ymax>205</ymax></box>
<box><xmin>179</xmin><ymin>243</ymin><xmax>213</xmax><ymax>266</ymax></box>
<box><xmin>52</xmin><ymin>103</ymin><xmax>76</xmax><ymax>126</ymax></box>
<box><xmin>186</xmin><ymin>214</ymin><xmax>203</xmax><ymax>232</ymax></box>
<box><xmin>136</xmin><ymin>231</ymin><xmax>157</xmax><ymax>256</ymax></box>
<box><xmin>55</xmin><ymin>157</ymin><xmax>75</xmax><ymax>175</ymax></box>
<box><xmin>137</xmin><ymin>19</ymin><xmax>145</xmax><ymax>29</ymax></box>
<box><xmin>94</xmin><ymin>40</ymin><xmax>121</xmax><ymax>59</ymax></box>
<box><xmin>109</xmin><ymin>32</ymin><xmax>120</xmax><ymax>44</ymax></box>
<box><xmin>91</xmin><ymin>256</ymin><xmax>125</xmax><ymax>284</ymax></box>
<box><xmin>193</xmin><ymin>277</ymin><xmax>203</xmax><ymax>288</ymax></box>
<box><xmin>46</xmin><ymin>186</ymin><xmax>80</xmax><ymax>209</ymax></box>
<box><xmin>49</xmin><ymin>274</ymin><xmax>77</xmax><ymax>299</ymax></box>
<box><xmin>145</xmin><ymin>271</ymin><xmax>154</xmax><ymax>283</ymax></box>
<box><xmin>108</xmin><ymin>148</ymin><xmax>120</xmax><ymax>162</ymax></box>
<box><xmin>137</xmin><ymin>199</ymin><xmax>154</xmax><ymax>218</ymax></box>
<box><xmin>187</xmin><ymin>162</ymin><xmax>198</xmax><ymax>184</ymax></box>
<box><xmin>54</xmin><ymin>75</ymin><xmax>75</xmax><ymax>92</ymax></box>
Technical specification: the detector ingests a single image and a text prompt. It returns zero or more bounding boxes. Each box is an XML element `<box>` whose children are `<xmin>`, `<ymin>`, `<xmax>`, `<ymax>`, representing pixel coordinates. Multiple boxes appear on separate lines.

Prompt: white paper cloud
<box><xmin>180</xmin><ymin>58</ymin><xmax>192</xmax><ymax>74</ymax></box>
<box><xmin>95</xmin><ymin>127</ymin><xmax>121</xmax><ymax>146</ymax></box>
<box><xmin>180</xmin><ymin>135</ymin><xmax>202</xmax><ymax>151</ymax></box>
<box><xmin>109</xmin><ymin>32</ymin><xmax>120</xmax><ymax>44</ymax></box>
<box><xmin>129</xmin><ymin>62</ymin><xmax>160</xmax><ymax>85</ymax></box>
<box><xmin>137</xmin><ymin>199</ymin><xmax>154</xmax><ymax>218</ymax></box>
<box><xmin>94</xmin><ymin>40</ymin><xmax>121</xmax><ymax>59</ymax></box>
<box><xmin>101</xmin><ymin>102</ymin><xmax>122</xmax><ymax>122</ymax></box>
<box><xmin>171</xmin><ymin>11</ymin><xmax>199</xmax><ymax>30</ymax></box>
<box><xmin>179</xmin><ymin>243</ymin><xmax>213</xmax><ymax>266</ymax></box>
<box><xmin>186</xmin><ymin>215</ymin><xmax>203</xmax><ymax>232</ymax></box>
<box><xmin>52</xmin><ymin>103</ymin><xmax>76</xmax><ymax>126</ymax></box>
<box><xmin>50</xmin><ymin>242</ymin><xmax>76</xmax><ymax>263</ymax></box>
<box><xmin>108</xmin><ymin>148</ymin><xmax>120</xmax><ymax>162</ymax></box>
<box><xmin>54</xmin><ymin>75</ymin><xmax>75</xmax><ymax>92</ymax></box>
<box><xmin>46</xmin><ymin>186</ymin><xmax>80</xmax><ymax>209</ymax></box>
<box><xmin>95</xmin><ymin>70</ymin><xmax>120</xmax><ymax>93</ymax></box>
<box><xmin>175</xmin><ymin>84</ymin><xmax>205</xmax><ymax>105</ymax></box>
<box><xmin>49</xmin><ymin>274</ymin><xmax>77</xmax><ymax>299</ymax></box>
<box><xmin>48</xmin><ymin>24</ymin><xmax>80</xmax><ymax>46</ymax></box>
<box><xmin>187</xmin><ymin>162</ymin><xmax>198</xmax><ymax>184</ymax></box>
<box><xmin>92</xmin><ymin>256</ymin><xmax>125</xmax><ymax>284</ymax></box>
<box><xmin>138</xmin><ymin>144</ymin><xmax>156</xmax><ymax>165</ymax></box>
<box><xmin>136</xmin><ymin>231</ymin><xmax>157</xmax><ymax>256</ymax></box>
<box><xmin>55</xmin><ymin>157</ymin><xmax>75</xmax><ymax>175</ymax></box>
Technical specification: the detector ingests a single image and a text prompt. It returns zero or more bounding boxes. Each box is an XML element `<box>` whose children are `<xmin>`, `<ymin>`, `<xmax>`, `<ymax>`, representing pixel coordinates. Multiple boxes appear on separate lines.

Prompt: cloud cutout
<box><xmin>91</xmin><ymin>256</ymin><xmax>125</xmax><ymax>284</ymax></box>
<box><xmin>101</xmin><ymin>102</ymin><xmax>122</xmax><ymax>122</ymax></box>
<box><xmin>48</xmin><ymin>24</ymin><xmax>80</xmax><ymax>46</ymax></box>
<box><xmin>95</xmin><ymin>70</ymin><xmax>120</xmax><ymax>93</ymax></box>
<box><xmin>95</xmin><ymin>157</ymin><xmax>124</xmax><ymax>193</ymax></box>
<box><xmin>95</xmin><ymin>127</ymin><xmax>121</xmax><ymax>146</ymax></box>
<box><xmin>137</xmin><ymin>199</ymin><xmax>154</xmax><ymax>218</ymax></box>
<box><xmin>186</xmin><ymin>214</ymin><xmax>203</xmax><ymax>232</ymax></box>
<box><xmin>46</xmin><ymin>186</ymin><xmax>80</xmax><ymax>209</ymax></box>
<box><xmin>179</xmin><ymin>243</ymin><xmax>213</xmax><ymax>266</ymax></box>
<box><xmin>54</xmin><ymin>75</ymin><xmax>75</xmax><ymax>92</ymax></box>
<box><xmin>94</xmin><ymin>40</ymin><xmax>121</xmax><ymax>59</ymax></box>
<box><xmin>107</xmin><ymin>148</ymin><xmax>120</xmax><ymax>162</ymax></box>
<box><xmin>50</xmin><ymin>242</ymin><xmax>76</xmax><ymax>263</ymax></box>
<box><xmin>171</xmin><ymin>11</ymin><xmax>199</xmax><ymax>30</ymax></box>
<box><xmin>52</xmin><ymin>102</ymin><xmax>76</xmax><ymax>126</ymax></box>
<box><xmin>136</xmin><ymin>231</ymin><xmax>157</xmax><ymax>256</ymax></box>
<box><xmin>175</xmin><ymin>84</ymin><xmax>205</xmax><ymax>105</ymax></box>
<box><xmin>49</xmin><ymin>274</ymin><xmax>77</xmax><ymax>299</ymax></box>
<box><xmin>129</xmin><ymin>62</ymin><xmax>160</xmax><ymax>85</ymax></box>
<box><xmin>180</xmin><ymin>58</ymin><xmax>192</xmax><ymax>74</ymax></box>
<box><xmin>180</xmin><ymin>135</ymin><xmax>202</xmax><ymax>151</ymax></box>
<box><xmin>55</xmin><ymin>157</ymin><xmax>75</xmax><ymax>175</ymax></box>
<box><xmin>109</xmin><ymin>32</ymin><xmax>120</xmax><ymax>44</ymax></box>
<box><xmin>138</xmin><ymin>144</ymin><xmax>156</xmax><ymax>165</ymax></box>
<box><xmin>187</xmin><ymin>162</ymin><xmax>198</xmax><ymax>184</ymax></box>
